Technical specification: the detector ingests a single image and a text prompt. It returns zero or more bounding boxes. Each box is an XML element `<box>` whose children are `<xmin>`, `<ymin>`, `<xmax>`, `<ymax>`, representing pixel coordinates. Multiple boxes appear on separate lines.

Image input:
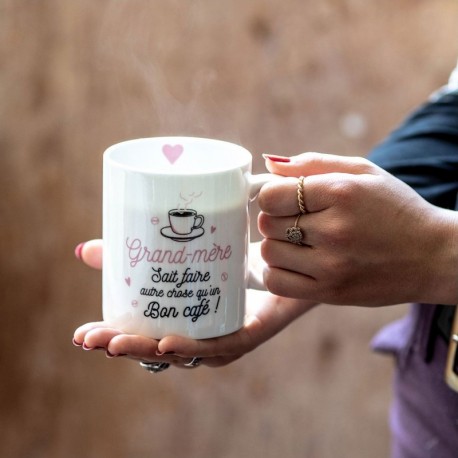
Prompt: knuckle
<box><xmin>316</xmin><ymin>212</ymin><xmax>353</xmax><ymax>247</ymax></box>
<box><xmin>328</xmin><ymin>179</ymin><xmax>358</xmax><ymax>201</ymax></box>
<box><xmin>326</xmin><ymin>178</ymin><xmax>368</xmax><ymax>211</ymax></box>
<box><xmin>325</xmin><ymin>219</ymin><xmax>353</xmax><ymax>246</ymax></box>
<box><xmin>348</xmin><ymin>156</ymin><xmax>374</xmax><ymax>173</ymax></box>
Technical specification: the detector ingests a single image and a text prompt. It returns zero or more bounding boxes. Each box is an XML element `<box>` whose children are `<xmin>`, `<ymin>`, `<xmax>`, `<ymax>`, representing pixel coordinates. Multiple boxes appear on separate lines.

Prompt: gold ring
<box><xmin>297</xmin><ymin>176</ymin><xmax>306</xmax><ymax>214</ymax></box>
<box><xmin>285</xmin><ymin>214</ymin><xmax>304</xmax><ymax>245</ymax></box>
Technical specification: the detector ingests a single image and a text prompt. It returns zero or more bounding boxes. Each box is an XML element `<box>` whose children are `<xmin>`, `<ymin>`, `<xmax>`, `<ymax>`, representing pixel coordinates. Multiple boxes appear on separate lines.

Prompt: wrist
<box><xmin>423</xmin><ymin>207</ymin><xmax>458</xmax><ymax>305</ymax></box>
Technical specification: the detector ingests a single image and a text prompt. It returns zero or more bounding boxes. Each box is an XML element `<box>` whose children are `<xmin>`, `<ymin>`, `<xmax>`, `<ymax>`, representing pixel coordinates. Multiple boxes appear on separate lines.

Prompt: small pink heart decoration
<box><xmin>162</xmin><ymin>144</ymin><xmax>184</xmax><ymax>165</ymax></box>
<box><xmin>125</xmin><ymin>277</ymin><xmax>131</xmax><ymax>286</ymax></box>
<box><xmin>211</xmin><ymin>225</ymin><xmax>216</xmax><ymax>233</ymax></box>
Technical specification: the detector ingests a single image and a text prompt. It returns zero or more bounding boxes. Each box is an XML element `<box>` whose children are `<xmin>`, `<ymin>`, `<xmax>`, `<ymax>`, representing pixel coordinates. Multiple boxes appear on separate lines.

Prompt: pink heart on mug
<box><xmin>125</xmin><ymin>277</ymin><xmax>131</xmax><ymax>286</ymax></box>
<box><xmin>162</xmin><ymin>144</ymin><xmax>184</xmax><ymax>165</ymax></box>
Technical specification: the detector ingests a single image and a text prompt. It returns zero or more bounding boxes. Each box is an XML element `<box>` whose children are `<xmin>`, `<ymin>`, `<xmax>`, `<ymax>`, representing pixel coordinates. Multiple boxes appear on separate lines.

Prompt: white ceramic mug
<box><xmin>103</xmin><ymin>136</ymin><xmax>271</xmax><ymax>339</ymax></box>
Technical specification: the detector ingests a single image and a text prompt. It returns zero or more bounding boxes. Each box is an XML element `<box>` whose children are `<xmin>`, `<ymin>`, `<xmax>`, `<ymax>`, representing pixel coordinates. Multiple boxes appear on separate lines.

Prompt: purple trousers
<box><xmin>372</xmin><ymin>304</ymin><xmax>458</xmax><ymax>457</ymax></box>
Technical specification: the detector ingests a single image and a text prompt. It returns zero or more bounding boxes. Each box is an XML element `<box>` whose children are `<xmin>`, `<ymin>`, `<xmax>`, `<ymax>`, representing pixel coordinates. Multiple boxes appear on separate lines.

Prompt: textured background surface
<box><xmin>1</xmin><ymin>1</ymin><xmax>457</xmax><ymax>457</ymax></box>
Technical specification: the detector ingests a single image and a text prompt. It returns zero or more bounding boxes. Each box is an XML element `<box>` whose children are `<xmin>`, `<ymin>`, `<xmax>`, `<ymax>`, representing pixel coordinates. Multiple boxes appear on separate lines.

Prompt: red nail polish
<box><xmin>156</xmin><ymin>350</ymin><xmax>175</xmax><ymax>356</ymax></box>
<box><xmin>82</xmin><ymin>343</ymin><xmax>104</xmax><ymax>351</ymax></box>
<box><xmin>106</xmin><ymin>350</ymin><xmax>126</xmax><ymax>358</ymax></box>
<box><xmin>72</xmin><ymin>337</ymin><xmax>82</xmax><ymax>347</ymax></box>
<box><xmin>74</xmin><ymin>242</ymin><xmax>85</xmax><ymax>260</ymax></box>
<box><xmin>262</xmin><ymin>154</ymin><xmax>291</xmax><ymax>163</ymax></box>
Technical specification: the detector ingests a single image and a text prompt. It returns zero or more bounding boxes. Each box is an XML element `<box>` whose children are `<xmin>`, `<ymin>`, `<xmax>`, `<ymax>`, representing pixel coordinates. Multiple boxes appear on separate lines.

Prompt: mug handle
<box><xmin>247</xmin><ymin>172</ymin><xmax>280</xmax><ymax>201</ymax></box>
<box><xmin>246</xmin><ymin>173</ymin><xmax>281</xmax><ymax>290</ymax></box>
<box><xmin>193</xmin><ymin>214</ymin><xmax>205</xmax><ymax>230</ymax></box>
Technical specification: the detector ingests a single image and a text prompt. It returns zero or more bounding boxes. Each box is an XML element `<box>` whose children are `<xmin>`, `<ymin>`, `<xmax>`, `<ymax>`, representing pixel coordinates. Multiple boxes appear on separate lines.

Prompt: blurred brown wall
<box><xmin>1</xmin><ymin>1</ymin><xmax>457</xmax><ymax>457</ymax></box>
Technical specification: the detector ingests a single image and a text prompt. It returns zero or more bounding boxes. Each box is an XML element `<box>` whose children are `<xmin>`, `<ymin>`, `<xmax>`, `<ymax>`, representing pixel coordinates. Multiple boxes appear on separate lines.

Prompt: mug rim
<box><xmin>104</xmin><ymin>136</ymin><xmax>252</xmax><ymax>175</ymax></box>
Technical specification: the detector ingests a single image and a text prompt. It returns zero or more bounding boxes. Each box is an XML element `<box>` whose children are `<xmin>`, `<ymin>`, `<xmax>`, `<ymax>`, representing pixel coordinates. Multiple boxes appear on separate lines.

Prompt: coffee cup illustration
<box><xmin>160</xmin><ymin>208</ymin><xmax>205</xmax><ymax>241</ymax></box>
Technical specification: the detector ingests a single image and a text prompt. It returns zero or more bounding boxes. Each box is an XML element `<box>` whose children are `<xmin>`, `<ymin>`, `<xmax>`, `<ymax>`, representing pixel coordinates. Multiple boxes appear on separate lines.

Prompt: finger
<box><xmin>260</xmin><ymin>171</ymin><xmax>379</xmax><ymax>216</ymax></box>
<box><xmin>263</xmin><ymin>265</ymin><xmax>319</xmax><ymax>300</ymax></box>
<box><xmin>265</xmin><ymin>152</ymin><xmax>381</xmax><ymax>177</ymax></box>
<box><xmin>258</xmin><ymin>177</ymin><xmax>303</xmax><ymax>216</ymax></box>
<box><xmin>75</xmin><ymin>239</ymin><xmax>103</xmax><ymax>270</ymax></box>
<box><xmin>102</xmin><ymin>333</ymin><xmax>195</xmax><ymax>366</ymax></box>
<box><xmin>157</xmin><ymin>332</ymin><xmax>245</xmax><ymax>359</ymax></box>
<box><xmin>73</xmin><ymin>321</ymin><xmax>113</xmax><ymax>344</ymax></box>
<box><xmin>261</xmin><ymin>238</ymin><xmax>320</xmax><ymax>278</ymax></box>
<box><xmin>107</xmin><ymin>334</ymin><xmax>160</xmax><ymax>360</ymax></box>
<box><xmin>258</xmin><ymin>212</ymin><xmax>319</xmax><ymax>246</ymax></box>
<box><xmin>83</xmin><ymin>327</ymin><xmax>124</xmax><ymax>349</ymax></box>
<box><xmin>157</xmin><ymin>315</ymin><xmax>263</xmax><ymax>358</ymax></box>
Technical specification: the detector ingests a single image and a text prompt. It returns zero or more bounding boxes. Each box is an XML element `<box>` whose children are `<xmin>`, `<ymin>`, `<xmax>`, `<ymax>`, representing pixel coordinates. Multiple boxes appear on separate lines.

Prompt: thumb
<box><xmin>263</xmin><ymin>152</ymin><xmax>379</xmax><ymax>178</ymax></box>
<box><xmin>75</xmin><ymin>239</ymin><xmax>103</xmax><ymax>270</ymax></box>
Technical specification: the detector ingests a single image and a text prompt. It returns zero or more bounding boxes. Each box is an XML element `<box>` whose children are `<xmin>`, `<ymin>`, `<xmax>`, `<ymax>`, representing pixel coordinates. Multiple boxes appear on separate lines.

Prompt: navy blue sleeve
<box><xmin>368</xmin><ymin>92</ymin><xmax>458</xmax><ymax>210</ymax></box>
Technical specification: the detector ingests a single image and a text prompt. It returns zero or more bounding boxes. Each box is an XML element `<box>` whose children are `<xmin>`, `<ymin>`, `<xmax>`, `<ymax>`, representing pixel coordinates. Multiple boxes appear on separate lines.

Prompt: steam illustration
<box><xmin>177</xmin><ymin>191</ymin><xmax>203</xmax><ymax>210</ymax></box>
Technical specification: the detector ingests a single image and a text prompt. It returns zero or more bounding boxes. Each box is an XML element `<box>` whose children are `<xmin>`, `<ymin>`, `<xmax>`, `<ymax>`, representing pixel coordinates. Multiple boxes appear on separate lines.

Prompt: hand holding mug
<box><xmin>73</xmin><ymin>240</ymin><xmax>316</xmax><ymax>368</ymax></box>
<box><xmin>259</xmin><ymin>153</ymin><xmax>458</xmax><ymax>307</ymax></box>
<box><xmin>73</xmin><ymin>137</ymin><xmax>320</xmax><ymax>372</ymax></box>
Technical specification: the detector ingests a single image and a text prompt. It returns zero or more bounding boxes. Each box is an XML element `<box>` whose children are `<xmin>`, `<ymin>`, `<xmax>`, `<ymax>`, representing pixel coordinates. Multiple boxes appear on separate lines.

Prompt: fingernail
<box><xmin>262</xmin><ymin>154</ymin><xmax>291</xmax><ymax>163</ymax></box>
<box><xmin>106</xmin><ymin>350</ymin><xmax>126</xmax><ymax>358</ymax></box>
<box><xmin>82</xmin><ymin>342</ymin><xmax>104</xmax><ymax>351</ymax></box>
<box><xmin>155</xmin><ymin>350</ymin><xmax>175</xmax><ymax>356</ymax></box>
<box><xmin>72</xmin><ymin>337</ymin><xmax>82</xmax><ymax>347</ymax></box>
<box><xmin>74</xmin><ymin>242</ymin><xmax>85</xmax><ymax>260</ymax></box>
